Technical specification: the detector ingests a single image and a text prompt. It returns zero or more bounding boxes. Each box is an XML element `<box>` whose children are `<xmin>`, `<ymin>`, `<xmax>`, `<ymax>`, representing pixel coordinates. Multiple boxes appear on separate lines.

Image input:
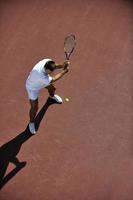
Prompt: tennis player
<box><xmin>26</xmin><ymin>58</ymin><xmax>69</xmax><ymax>134</ymax></box>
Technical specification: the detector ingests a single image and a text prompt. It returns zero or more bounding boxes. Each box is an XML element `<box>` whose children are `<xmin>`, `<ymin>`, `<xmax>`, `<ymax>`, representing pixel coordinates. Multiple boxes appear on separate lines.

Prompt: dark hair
<box><xmin>45</xmin><ymin>60</ymin><xmax>55</xmax><ymax>71</ymax></box>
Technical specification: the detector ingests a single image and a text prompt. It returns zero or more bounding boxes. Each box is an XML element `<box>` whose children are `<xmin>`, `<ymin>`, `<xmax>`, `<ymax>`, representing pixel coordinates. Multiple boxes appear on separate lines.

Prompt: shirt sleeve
<box><xmin>44</xmin><ymin>74</ymin><xmax>53</xmax><ymax>87</ymax></box>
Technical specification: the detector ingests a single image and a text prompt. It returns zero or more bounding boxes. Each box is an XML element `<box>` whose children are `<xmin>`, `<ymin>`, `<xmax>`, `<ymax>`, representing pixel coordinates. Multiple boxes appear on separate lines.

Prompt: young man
<box><xmin>25</xmin><ymin>58</ymin><xmax>69</xmax><ymax>134</ymax></box>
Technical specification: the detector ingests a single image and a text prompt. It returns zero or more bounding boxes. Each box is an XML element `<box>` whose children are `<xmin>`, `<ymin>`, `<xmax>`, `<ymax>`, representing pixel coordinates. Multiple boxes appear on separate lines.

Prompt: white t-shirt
<box><xmin>26</xmin><ymin>58</ymin><xmax>53</xmax><ymax>90</ymax></box>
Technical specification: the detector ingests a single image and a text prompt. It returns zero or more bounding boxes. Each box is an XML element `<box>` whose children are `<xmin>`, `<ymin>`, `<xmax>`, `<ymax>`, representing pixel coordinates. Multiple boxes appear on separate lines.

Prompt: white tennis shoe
<box><xmin>29</xmin><ymin>122</ymin><xmax>36</xmax><ymax>134</ymax></box>
<box><xmin>50</xmin><ymin>94</ymin><xmax>63</xmax><ymax>104</ymax></box>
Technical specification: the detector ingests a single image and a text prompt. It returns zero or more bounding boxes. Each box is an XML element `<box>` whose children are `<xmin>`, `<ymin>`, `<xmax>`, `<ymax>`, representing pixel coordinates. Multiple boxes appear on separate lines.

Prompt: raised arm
<box><xmin>55</xmin><ymin>60</ymin><xmax>70</xmax><ymax>69</ymax></box>
<box><xmin>51</xmin><ymin>67</ymin><xmax>69</xmax><ymax>83</ymax></box>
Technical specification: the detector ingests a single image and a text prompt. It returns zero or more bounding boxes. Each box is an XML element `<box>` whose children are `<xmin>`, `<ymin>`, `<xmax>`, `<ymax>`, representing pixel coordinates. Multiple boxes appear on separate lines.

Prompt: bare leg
<box><xmin>46</xmin><ymin>84</ymin><xmax>63</xmax><ymax>103</ymax></box>
<box><xmin>29</xmin><ymin>98</ymin><xmax>38</xmax><ymax>122</ymax></box>
<box><xmin>46</xmin><ymin>84</ymin><xmax>56</xmax><ymax>97</ymax></box>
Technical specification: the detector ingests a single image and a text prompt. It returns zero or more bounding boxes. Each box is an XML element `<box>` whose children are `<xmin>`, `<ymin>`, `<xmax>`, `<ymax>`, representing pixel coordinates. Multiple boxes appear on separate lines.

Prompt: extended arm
<box><xmin>55</xmin><ymin>64</ymin><xmax>64</xmax><ymax>69</ymax></box>
<box><xmin>55</xmin><ymin>60</ymin><xmax>70</xmax><ymax>69</ymax></box>
<box><xmin>51</xmin><ymin>67</ymin><xmax>69</xmax><ymax>83</ymax></box>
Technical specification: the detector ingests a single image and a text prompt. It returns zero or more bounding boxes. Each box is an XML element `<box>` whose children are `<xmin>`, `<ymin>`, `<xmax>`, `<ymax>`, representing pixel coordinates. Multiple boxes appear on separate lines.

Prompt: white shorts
<box><xmin>26</xmin><ymin>86</ymin><xmax>39</xmax><ymax>100</ymax></box>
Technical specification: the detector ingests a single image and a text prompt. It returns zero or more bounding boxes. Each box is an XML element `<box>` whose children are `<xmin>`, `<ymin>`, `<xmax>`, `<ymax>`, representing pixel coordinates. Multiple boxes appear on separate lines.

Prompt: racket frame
<box><xmin>64</xmin><ymin>34</ymin><xmax>76</xmax><ymax>60</ymax></box>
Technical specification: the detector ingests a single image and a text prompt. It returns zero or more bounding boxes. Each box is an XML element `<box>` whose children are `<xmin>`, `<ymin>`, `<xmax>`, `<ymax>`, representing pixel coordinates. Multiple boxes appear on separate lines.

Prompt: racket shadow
<box><xmin>0</xmin><ymin>97</ymin><xmax>58</xmax><ymax>190</ymax></box>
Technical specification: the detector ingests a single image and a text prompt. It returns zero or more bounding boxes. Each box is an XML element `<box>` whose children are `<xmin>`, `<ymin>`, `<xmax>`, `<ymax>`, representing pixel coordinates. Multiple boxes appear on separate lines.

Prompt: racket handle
<box><xmin>63</xmin><ymin>60</ymin><xmax>70</xmax><ymax>69</ymax></box>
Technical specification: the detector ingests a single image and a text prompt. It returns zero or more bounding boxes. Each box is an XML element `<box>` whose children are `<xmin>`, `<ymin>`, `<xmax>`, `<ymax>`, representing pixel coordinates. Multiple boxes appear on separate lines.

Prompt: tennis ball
<box><xmin>65</xmin><ymin>97</ymin><xmax>70</xmax><ymax>102</ymax></box>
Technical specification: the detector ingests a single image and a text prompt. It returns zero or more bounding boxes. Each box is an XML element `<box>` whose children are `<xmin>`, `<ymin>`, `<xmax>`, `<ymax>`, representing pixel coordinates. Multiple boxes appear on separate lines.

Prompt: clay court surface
<box><xmin>0</xmin><ymin>0</ymin><xmax>132</xmax><ymax>199</ymax></box>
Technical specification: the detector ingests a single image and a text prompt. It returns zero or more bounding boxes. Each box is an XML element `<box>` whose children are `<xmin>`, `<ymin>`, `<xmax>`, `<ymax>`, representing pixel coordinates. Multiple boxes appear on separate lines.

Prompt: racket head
<box><xmin>64</xmin><ymin>34</ymin><xmax>76</xmax><ymax>60</ymax></box>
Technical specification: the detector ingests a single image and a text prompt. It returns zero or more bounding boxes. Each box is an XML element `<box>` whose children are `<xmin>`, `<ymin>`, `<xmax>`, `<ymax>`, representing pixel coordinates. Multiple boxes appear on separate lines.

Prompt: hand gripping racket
<box><xmin>64</xmin><ymin>34</ymin><xmax>76</xmax><ymax>61</ymax></box>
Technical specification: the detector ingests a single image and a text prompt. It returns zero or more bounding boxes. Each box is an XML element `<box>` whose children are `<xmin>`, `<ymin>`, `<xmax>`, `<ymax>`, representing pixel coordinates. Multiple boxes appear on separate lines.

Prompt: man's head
<box><xmin>45</xmin><ymin>60</ymin><xmax>56</xmax><ymax>74</ymax></box>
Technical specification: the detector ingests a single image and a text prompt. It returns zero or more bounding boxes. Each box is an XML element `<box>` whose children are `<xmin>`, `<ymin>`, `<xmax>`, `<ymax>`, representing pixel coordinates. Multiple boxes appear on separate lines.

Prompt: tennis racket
<box><xmin>64</xmin><ymin>34</ymin><xmax>76</xmax><ymax>61</ymax></box>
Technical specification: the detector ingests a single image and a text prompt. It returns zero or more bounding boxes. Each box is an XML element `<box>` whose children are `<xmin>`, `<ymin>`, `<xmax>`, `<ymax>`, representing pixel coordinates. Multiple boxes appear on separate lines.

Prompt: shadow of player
<box><xmin>0</xmin><ymin>97</ymin><xmax>57</xmax><ymax>190</ymax></box>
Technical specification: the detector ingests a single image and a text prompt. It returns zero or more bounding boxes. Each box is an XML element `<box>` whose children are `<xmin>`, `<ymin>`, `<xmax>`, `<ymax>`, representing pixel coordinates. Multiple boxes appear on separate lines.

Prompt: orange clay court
<box><xmin>0</xmin><ymin>1</ymin><xmax>132</xmax><ymax>200</ymax></box>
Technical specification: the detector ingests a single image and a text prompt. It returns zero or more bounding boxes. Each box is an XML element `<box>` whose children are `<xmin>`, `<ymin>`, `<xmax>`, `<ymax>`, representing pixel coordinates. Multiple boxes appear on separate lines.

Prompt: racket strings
<box><xmin>64</xmin><ymin>36</ymin><xmax>76</xmax><ymax>53</ymax></box>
